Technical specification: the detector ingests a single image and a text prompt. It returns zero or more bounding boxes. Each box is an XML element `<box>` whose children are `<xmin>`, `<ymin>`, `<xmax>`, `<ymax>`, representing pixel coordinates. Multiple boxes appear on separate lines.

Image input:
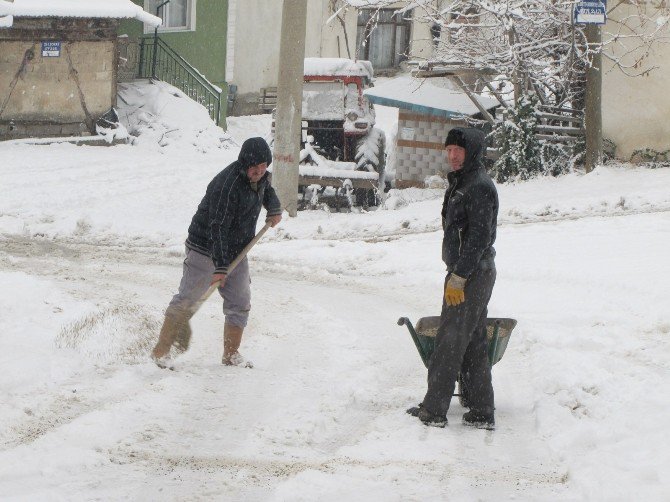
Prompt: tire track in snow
<box><xmin>0</xmin><ymin>366</ymin><xmax>169</xmax><ymax>451</ymax></box>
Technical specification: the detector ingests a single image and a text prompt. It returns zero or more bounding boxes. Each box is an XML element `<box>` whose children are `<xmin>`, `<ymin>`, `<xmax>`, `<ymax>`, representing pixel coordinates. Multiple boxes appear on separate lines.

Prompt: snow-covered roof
<box><xmin>304</xmin><ymin>58</ymin><xmax>374</xmax><ymax>79</ymax></box>
<box><xmin>0</xmin><ymin>0</ymin><xmax>161</xmax><ymax>27</ymax></box>
<box><xmin>364</xmin><ymin>76</ymin><xmax>499</xmax><ymax>119</ymax></box>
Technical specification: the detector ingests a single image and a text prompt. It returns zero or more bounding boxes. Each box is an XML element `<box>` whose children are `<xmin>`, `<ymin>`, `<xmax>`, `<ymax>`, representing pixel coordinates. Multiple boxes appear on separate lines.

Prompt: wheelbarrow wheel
<box><xmin>457</xmin><ymin>373</ymin><xmax>470</xmax><ymax>409</ymax></box>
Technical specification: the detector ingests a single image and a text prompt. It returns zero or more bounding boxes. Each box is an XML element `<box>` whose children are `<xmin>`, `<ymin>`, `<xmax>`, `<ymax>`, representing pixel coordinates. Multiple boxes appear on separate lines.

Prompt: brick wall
<box><xmin>394</xmin><ymin>111</ymin><xmax>464</xmax><ymax>187</ymax></box>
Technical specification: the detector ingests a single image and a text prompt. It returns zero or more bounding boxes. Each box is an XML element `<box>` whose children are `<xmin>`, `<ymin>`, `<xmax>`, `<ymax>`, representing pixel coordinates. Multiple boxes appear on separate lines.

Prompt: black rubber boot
<box><xmin>418</xmin><ymin>408</ymin><xmax>448</xmax><ymax>428</ymax></box>
<box><xmin>406</xmin><ymin>404</ymin><xmax>422</xmax><ymax>417</ymax></box>
<box><xmin>462</xmin><ymin>410</ymin><xmax>495</xmax><ymax>429</ymax></box>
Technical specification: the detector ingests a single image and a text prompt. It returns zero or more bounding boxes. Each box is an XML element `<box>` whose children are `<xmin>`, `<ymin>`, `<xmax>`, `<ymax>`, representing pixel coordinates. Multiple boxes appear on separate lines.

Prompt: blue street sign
<box><xmin>41</xmin><ymin>41</ymin><xmax>61</xmax><ymax>57</ymax></box>
<box><xmin>575</xmin><ymin>1</ymin><xmax>607</xmax><ymax>24</ymax></box>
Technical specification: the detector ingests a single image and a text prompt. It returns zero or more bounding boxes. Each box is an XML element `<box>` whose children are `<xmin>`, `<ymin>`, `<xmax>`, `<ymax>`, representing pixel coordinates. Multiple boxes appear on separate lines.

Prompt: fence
<box><xmin>137</xmin><ymin>36</ymin><xmax>222</xmax><ymax>125</ymax></box>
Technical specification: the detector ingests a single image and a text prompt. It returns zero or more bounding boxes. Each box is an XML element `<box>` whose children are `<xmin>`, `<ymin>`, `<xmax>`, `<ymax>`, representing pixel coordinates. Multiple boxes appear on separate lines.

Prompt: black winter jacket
<box><xmin>442</xmin><ymin>128</ymin><xmax>498</xmax><ymax>278</ymax></box>
<box><xmin>186</xmin><ymin>137</ymin><xmax>282</xmax><ymax>274</ymax></box>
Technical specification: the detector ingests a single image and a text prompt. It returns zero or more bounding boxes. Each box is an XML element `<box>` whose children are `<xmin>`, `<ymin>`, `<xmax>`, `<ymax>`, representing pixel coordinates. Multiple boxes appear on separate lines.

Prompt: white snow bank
<box><xmin>116</xmin><ymin>80</ymin><xmax>233</xmax><ymax>153</ymax></box>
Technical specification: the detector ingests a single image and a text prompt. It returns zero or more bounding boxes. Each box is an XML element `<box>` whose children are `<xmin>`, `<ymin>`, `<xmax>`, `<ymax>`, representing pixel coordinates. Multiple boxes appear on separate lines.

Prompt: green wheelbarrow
<box><xmin>397</xmin><ymin>316</ymin><xmax>517</xmax><ymax>407</ymax></box>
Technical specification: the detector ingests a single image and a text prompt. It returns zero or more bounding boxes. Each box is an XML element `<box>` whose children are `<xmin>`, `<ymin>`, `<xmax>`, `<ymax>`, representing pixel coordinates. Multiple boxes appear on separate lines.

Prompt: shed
<box><xmin>0</xmin><ymin>0</ymin><xmax>160</xmax><ymax>140</ymax></box>
<box><xmin>364</xmin><ymin>76</ymin><xmax>499</xmax><ymax>187</ymax></box>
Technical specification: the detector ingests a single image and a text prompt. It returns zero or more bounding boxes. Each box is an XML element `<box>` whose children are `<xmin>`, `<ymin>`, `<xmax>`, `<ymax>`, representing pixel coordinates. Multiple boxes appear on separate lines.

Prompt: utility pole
<box><xmin>584</xmin><ymin>23</ymin><xmax>603</xmax><ymax>173</ymax></box>
<box><xmin>272</xmin><ymin>0</ymin><xmax>307</xmax><ymax>217</ymax></box>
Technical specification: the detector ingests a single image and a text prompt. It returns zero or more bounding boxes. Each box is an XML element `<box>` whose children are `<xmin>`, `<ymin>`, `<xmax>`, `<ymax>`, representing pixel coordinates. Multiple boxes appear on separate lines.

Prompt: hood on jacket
<box><xmin>238</xmin><ymin>137</ymin><xmax>273</xmax><ymax>169</ymax></box>
<box><xmin>446</xmin><ymin>127</ymin><xmax>487</xmax><ymax>173</ymax></box>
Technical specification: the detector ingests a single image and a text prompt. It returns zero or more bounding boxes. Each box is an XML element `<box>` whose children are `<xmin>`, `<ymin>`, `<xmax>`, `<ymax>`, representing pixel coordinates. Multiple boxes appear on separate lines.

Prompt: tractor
<box><xmin>273</xmin><ymin>58</ymin><xmax>386</xmax><ymax>209</ymax></box>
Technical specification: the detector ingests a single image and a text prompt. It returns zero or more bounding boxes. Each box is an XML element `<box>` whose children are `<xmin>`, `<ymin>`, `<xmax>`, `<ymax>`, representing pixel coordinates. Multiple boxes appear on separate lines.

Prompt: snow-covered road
<box><xmin>0</xmin><ymin>230</ymin><xmax>567</xmax><ymax>501</ymax></box>
<box><xmin>1</xmin><ymin>207</ymin><xmax>668</xmax><ymax>500</ymax></box>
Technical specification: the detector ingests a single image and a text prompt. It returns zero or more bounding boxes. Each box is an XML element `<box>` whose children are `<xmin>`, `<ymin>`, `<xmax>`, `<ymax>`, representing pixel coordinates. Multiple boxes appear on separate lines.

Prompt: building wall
<box><xmin>408</xmin><ymin>11</ymin><xmax>433</xmax><ymax>63</ymax></box>
<box><xmin>228</xmin><ymin>0</ymin><xmax>328</xmax><ymax>116</ymax></box>
<box><xmin>394</xmin><ymin>111</ymin><xmax>460</xmax><ymax>187</ymax></box>
<box><xmin>317</xmin><ymin>4</ymin><xmax>358</xmax><ymax>60</ymax></box>
<box><xmin>602</xmin><ymin>5</ymin><xmax>670</xmax><ymax>160</ymax></box>
<box><xmin>120</xmin><ymin>1</ymin><xmax>228</xmax><ymax>89</ymax></box>
<box><xmin>0</xmin><ymin>17</ymin><xmax>118</xmax><ymax>139</ymax></box>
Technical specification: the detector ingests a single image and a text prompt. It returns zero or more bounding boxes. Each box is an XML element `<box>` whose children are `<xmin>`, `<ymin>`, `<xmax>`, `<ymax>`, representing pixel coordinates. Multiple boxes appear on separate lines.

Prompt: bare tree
<box><xmin>337</xmin><ymin>0</ymin><xmax>670</xmax><ymax>108</ymax></box>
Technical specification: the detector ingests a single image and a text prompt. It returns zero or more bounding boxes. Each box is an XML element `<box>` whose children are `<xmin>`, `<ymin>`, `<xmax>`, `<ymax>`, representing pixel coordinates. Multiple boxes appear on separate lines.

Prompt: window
<box><xmin>145</xmin><ymin>0</ymin><xmax>195</xmax><ymax>32</ymax></box>
<box><xmin>356</xmin><ymin>8</ymin><xmax>412</xmax><ymax>70</ymax></box>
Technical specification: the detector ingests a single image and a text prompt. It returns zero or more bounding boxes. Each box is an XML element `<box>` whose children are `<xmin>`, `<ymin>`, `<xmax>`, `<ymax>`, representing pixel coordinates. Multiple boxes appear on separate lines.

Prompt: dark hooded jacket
<box><xmin>186</xmin><ymin>137</ymin><xmax>282</xmax><ymax>274</ymax></box>
<box><xmin>442</xmin><ymin>128</ymin><xmax>498</xmax><ymax>278</ymax></box>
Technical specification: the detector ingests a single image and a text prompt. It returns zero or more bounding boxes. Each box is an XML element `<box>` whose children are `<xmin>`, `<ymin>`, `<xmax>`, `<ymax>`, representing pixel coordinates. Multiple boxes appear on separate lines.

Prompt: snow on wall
<box><xmin>0</xmin><ymin>0</ymin><xmax>161</xmax><ymax>26</ymax></box>
<box><xmin>304</xmin><ymin>57</ymin><xmax>374</xmax><ymax>79</ymax></box>
<box><xmin>365</xmin><ymin>76</ymin><xmax>498</xmax><ymax>117</ymax></box>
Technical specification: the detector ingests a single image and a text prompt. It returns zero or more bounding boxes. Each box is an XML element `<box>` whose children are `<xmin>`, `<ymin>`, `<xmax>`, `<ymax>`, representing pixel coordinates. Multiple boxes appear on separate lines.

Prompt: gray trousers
<box><xmin>168</xmin><ymin>247</ymin><xmax>251</xmax><ymax>327</ymax></box>
<box><xmin>422</xmin><ymin>266</ymin><xmax>496</xmax><ymax>417</ymax></box>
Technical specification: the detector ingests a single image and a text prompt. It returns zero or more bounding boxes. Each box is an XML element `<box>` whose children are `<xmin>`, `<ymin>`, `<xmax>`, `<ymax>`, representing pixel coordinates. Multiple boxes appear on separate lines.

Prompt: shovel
<box><xmin>173</xmin><ymin>221</ymin><xmax>273</xmax><ymax>352</ymax></box>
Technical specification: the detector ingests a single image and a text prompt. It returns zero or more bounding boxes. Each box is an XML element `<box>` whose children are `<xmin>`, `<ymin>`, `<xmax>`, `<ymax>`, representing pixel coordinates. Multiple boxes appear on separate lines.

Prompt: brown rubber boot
<box><xmin>173</xmin><ymin>318</ymin><xmax>193</xmax><ymax>353</ymax></box>
<box><xmin>222</xmin><ymin>324</ymin><xmax>253</xmax><ymax>368</ymax></box>
<box><xmin>151</xmin><ymin>307</ymin><xmax>189</xmax><ymax>362</ymax></box>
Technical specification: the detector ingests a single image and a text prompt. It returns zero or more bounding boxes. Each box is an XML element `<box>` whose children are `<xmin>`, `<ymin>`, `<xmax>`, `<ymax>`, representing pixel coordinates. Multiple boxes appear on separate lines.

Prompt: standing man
<box><xmin>151</xmin><ymin>137</ymin><xmax>282</xmax><ymax>368</ymax></box>
<box><xmin>408</xmin><ymin>127</ymin><xmax>499</xmax><ymax>428</ymax></box>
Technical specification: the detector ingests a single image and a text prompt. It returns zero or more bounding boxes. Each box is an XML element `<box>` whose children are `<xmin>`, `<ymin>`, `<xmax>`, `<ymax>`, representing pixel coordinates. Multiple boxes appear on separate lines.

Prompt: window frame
<box><xmin>143</xmin><ymin>0</ymin><xmax>196</xmax><ymax>34</ymax></box>
<box><xmin>356</xmin><ymin>8</ymin><xmax>413</xmax><ymax>69</ymax></box>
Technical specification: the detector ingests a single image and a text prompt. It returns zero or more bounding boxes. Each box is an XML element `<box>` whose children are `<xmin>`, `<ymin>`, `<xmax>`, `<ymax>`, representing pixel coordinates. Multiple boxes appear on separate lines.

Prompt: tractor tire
<box><xmin>354</xmin><ymin>127</ymin><xmax>386</xmax><ymax>208</ymax></box>
<box><xmin>355</xmin><ymin>185</ymin><xmax>377</xmax><ymax>208</ymax></box>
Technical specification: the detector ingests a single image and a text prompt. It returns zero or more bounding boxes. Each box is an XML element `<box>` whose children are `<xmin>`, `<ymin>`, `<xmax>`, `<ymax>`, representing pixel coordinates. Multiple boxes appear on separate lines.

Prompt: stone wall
<box><xmin>0</xmin><ymin>17</ymin><xmax>119</xmax><ymax>139</ymax></box>
<box><xmin>117</xmin><ymin>36</ymin><xmax>140</xmax><ymax>83</ymax></box>
<box><xmin>394</xmin><ymin>111</ymin><xmax>461</xmax><ymax>187</ymax></box>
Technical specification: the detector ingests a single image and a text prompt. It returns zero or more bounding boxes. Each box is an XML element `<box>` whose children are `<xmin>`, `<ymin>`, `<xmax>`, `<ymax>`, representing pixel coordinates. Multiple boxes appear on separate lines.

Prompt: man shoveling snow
<box><xmin>150</xmin><ymin>137</ymin><xmax>282</xmax><ymax>368</ymax></box>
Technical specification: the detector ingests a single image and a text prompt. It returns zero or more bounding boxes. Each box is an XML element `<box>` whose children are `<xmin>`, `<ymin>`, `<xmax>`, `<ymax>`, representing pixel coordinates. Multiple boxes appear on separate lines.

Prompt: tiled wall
<box><xmin>395</xmin><ymin>112</ymin><xmax>463</xmax><ymax>187</ymax></box>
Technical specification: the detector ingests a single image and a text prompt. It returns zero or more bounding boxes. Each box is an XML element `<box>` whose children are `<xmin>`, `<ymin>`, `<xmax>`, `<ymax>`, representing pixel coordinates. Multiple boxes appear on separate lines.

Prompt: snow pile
<box><xmin>116</xmin><ymin>80</ymin><xmax>234</xmax><ymax>153</ymax></box>
<box><xmin>303</xmin><ymin>57</ymin><xmax>374</xmax><ymax>79</ymax></box>
<box><xmin>0</xmin><ymin>0</ymin><xmax>161</xmax><ymax>26</ymax></box>
<box><xmin>354</xmin><ymin>126</ymin><xmax>385</xmax><ymax>171</ymax></box>
<box><xmin>299</xmin><ymin>142</ymin><xmax>377</xmax><ymax>180</ymax></box>
<box><xmin>56</xmin><ymin>303</ymin><xmax>163</xmax><ymax>364</ymax></box>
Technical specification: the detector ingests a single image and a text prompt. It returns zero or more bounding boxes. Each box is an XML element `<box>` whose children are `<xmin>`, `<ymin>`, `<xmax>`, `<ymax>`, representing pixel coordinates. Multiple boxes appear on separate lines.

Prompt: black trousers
<box><xmin>422</xmin><ymin>266</ymin><xmax>496</xmax><ymax>417</ymax></box>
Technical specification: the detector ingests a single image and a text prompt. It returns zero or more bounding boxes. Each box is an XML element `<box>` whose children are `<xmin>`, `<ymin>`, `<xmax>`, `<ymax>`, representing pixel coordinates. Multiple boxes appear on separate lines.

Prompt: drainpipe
<box><xmin>225</xmin><ymin>0</ymin><xmax>237</xmax><ymax>84</ymax></box>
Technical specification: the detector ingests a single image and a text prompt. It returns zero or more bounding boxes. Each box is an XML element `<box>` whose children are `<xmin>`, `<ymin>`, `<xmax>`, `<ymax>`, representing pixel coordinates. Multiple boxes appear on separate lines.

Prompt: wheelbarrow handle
<box><xmin>397</xmin><ymin>316</ymin><xmax>432</xmax><ymax>367</ymax></box>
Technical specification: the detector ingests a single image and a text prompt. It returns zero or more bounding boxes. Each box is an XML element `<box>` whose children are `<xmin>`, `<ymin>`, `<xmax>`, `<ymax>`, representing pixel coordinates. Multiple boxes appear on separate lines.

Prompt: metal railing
<box><xmin>138</xmin><ymin>36</ymin><xmax>222</xmax><ymax>125</ymax></box>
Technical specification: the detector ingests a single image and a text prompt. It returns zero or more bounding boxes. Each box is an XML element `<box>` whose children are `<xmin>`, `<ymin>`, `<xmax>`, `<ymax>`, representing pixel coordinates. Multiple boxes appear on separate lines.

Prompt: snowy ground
<box><xmin>1</xmin><ymin>82</ymin><xmax>669</xmax><ymax>501</ymax></box>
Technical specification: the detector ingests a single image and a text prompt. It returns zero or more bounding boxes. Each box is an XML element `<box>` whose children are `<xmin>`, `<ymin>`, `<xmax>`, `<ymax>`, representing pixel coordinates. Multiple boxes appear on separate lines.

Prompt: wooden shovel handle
<box><xmin>200</xmin><ymin>222</ymin><xmax>273</xmax><ymax>303</ymax></box>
